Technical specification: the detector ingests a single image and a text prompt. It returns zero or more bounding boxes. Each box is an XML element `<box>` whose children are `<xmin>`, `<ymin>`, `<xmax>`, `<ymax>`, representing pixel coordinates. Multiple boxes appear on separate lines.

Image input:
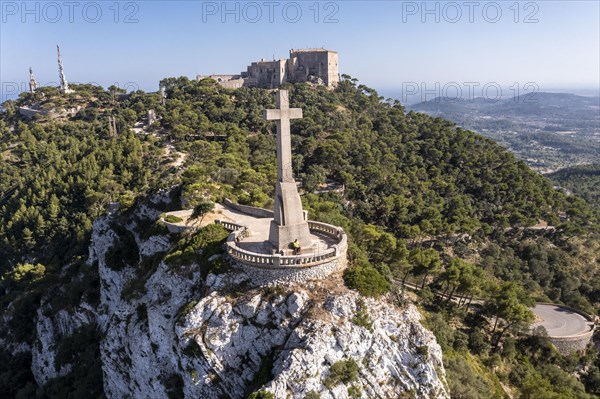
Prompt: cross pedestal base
<box><xmin>268</xmin><ymin>220</ymin><xmax>312</xmax><ymax>253</ymax></box>
<box><xmin>269</xmin><ymin>181</ymin><xmax>312</xmax><ymax>251</ymax></box>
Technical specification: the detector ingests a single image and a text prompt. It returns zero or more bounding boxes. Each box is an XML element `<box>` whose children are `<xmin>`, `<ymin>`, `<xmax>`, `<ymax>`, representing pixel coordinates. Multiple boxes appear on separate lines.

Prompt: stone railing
<box><xmin>217</xmin><ymin>219</ymin><xmax>347</xmax><ymax>270</ymax></box>
<box><xmin>308</xmin><ymin>220</ymin><xmax>344</xmax><ymax>239</ymax></box>
<box><xmin>216</xmin><ymin>220</ymin><xmax>246</xmax><ymax>234</ymax></box>
<box><xmin>308</xmin><ymin>220</ymin><xmax>348</xmax><ymax>256</ymax></box>
<box><xmin>224</xmin><ymin>243</ymin><xmax>338</xmax><ymax>268</ymax></box>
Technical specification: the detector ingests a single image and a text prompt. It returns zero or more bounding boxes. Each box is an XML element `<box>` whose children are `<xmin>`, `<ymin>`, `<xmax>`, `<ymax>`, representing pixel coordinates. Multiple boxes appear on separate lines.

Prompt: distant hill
<box><xmin>410</xmin><ymin>93</ymin><xmax>600</xmax><ymax>116</ymax></box>
<box><xmin>408</xmin><ymin>93</ymin><xmax>600</xmax><ymax>172</ymax></box>
<box><xmin>548</xmin><ymin>163</ymin><xmax>600</xmax><ymax>211</ymax></box>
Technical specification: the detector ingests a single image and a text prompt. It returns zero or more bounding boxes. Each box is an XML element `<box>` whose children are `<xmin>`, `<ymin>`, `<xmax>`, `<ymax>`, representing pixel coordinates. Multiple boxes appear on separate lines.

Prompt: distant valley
<box><xmin>408</xmin><ymin>92</ymin><xmax>599</xmax><ymax>173</ymax></box>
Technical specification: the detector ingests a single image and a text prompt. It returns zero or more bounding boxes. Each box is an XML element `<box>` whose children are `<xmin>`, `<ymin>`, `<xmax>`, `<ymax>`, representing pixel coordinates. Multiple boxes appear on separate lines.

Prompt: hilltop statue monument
<box><xmin>264</xmin><ymin>90</ymin><xmax>312</xmax><ymax>252</ymax></box>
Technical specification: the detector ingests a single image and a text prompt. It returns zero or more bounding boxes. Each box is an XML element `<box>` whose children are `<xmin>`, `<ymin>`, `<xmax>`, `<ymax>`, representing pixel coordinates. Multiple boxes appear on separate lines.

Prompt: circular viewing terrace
<box><xmin>215</xmin><ymin>201</ymin><xmax>348</xmax><ymax>270</ymax></box>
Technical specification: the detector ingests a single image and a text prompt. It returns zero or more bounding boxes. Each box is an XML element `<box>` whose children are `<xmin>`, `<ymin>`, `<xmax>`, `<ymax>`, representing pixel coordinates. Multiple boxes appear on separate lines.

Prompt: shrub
<box><xmin>305</xmin><ymin>390</ymin><xmax>321</xmax><ymax>399</ymax></box>
<box><xmin>183</xmin><ymin>340</ymin><xmax>202</xmax><ymax>358</ymax></box>
<box><xmin>164</xmin><ymin>224</ymin><xmax>228</xmax><ymax>270</ymax></box>
<box><xmin>207</xmin><ymin>256</ymin><xmax>230</xmax><ymax>275</ymax></box>
<box><xmin>190</xmin><ymin>200</ymin><xmax>215</xmax><ymax>222</ymax></box>
<box><xmin>121</xmin><ymin>251</ymin><xmax>166</xmax><ymax>300</ymax></box>
<box><xmin>248</xmin><ymin>392</ymin><xmax>275</xmax><ymax>399</ymax></box>
<box><xmin>343</xmin><ymin>265</ymin><xmax>389</xmax><ymax>297</ymax></box>
<box><xmin>143</xmin><ymin>220</ymin><xmax>169</xmax><ymax>239</ymax></box>
<box><xmin>468</xmin><ymin>327</ymin><xmax>490</xmax><ymax>355</ymax></box>
<box><xmin>176</xmin><ymin>300</ymin><xmax>198</xmax><ymax>322</ymax></box>
<box><xmin>136</xmin><ymin>304</ymin><xmax>148</xmax><ymax>321</ymax></box>
<box><xmin>163</xmin><ymin>373</ymin><xmax>184</xmax><ymax>399</ymax></box>
<box><xmin>423</xmin><ymin>312</ymin><xmax>455</xmax><ymax>352</ymax></box>
<box><xmin>453</xmin><ymin>331</ymin><xmax>469</xmax><ymax>352</ymax></box>
<box><xmin>348</xmin><ymin>384</ymin><xmax>362</xmax><ymax>398</ymax></box>
<box><xmin>2</xmin><ymin>263</ymin><xmax>45</xmax><ymax>285</ymax></box>
<box><xmin>118</xmin><ymin>191</ymin><xmax>137</xmax><ymax>209</ymax></box>
<box><xmin>164</xmin><ymin>214</ymin><xmax>183</xmax><ymax>223</ymax></box>
<box><xmin>105</xmin><ymin>224</ymin><xmax>139</xmax><ymax>271</ymax></box>
<box><xmin>0</xmin><ymin>350</ymin><xmax>35</xmax><ymax>398</ymax></box>
<box><xmin>351</xmin><ymin>298</ymin><xmax>373</xmax><ymax>332</ymax></box>
<box><xmin>42</xmin><ymin>324</ymin><xmax>103</xmax><ymax>398</ymax></box>
<box><xmin>444</xmin><ymin>355</ymin><xmax>494</xmax><ymax>399</ymax></box>
<box><xmin>416</xmin><ymin>345</ymin><xmax>429</xmax><ymax>358</ymax></box>
<box><xmin>251</xmin><ymin>352</ymin><xmax>275</xmax><ymax>389</ymax></box>
<box><xmin>325</xmin><ymin>358</ymin><xmax>360</xmax><ymax>389</ymax></box>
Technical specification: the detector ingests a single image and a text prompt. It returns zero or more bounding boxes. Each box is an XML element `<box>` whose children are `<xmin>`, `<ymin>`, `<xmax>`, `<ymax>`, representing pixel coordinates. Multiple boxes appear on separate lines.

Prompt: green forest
<box><xmin>548</xmin><ymin>164</ymin><xmax>600</xmax><ymax>211</ymax></box>
<box><xmin>0</xmin><ymin>77</ymin><xmax>598</xmax><ymax>398</ymax></box>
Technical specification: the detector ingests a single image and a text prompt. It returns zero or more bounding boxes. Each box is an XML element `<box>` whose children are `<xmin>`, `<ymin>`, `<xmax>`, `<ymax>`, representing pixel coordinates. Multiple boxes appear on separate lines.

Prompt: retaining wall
<box><xmin>162</xmin><ymin>220</ymin><xmax>188</xmax><ymax>234</ymax></box>
<box><xmin>232</xmin><ymin>251</ymin><xmax>347</xmax><ymax>286</ymax></box>
<box><xmin>223</xmin><ymin>198</ymin><xmax>274</xmax><ymax>218</ymax></box>
<box><xmin>549</xmin><ymin>330</ymin><xmax>595</xmax><ymax>355</ymax></box>
<box><xmin>534</xmin><ymin>302</ymin><xmax>595</xmax><ymax>355</ymax></box>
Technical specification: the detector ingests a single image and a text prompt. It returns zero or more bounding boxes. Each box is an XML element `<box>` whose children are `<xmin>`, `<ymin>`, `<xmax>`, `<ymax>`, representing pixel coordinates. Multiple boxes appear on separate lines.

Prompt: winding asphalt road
<box><xmin>397</xmin><ymin>280</ymin><xmax>594</xmax><ymax>338</ymax></box>
<box><xmin>531</xmin><ymin>304</ymin><xmax>594</xmax><ymax>337</ymax></box>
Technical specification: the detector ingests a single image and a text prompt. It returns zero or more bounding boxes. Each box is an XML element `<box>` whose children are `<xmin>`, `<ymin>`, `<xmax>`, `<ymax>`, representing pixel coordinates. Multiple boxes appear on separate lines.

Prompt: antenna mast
<box><xmin>29</xmin><ymin>67</ymin><xmax>38</xmax><ymax>93</ymax></box>
<box><xmin>57</xmin><ymin>45</ymin><xmax>73</xmax><ymax>93</ymax></box>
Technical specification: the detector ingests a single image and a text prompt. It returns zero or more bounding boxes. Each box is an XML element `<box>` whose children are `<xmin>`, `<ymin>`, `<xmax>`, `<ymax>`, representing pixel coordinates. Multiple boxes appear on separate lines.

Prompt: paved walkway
<box><xmin>163</xmin><ymin>203</ymin><xmax>259</xmax><ymax>229</ymax></box>
<box><xmin>166</xmin><ymin>203</ymin><xmax>336</xmax><ymax>256</ymax></box>
<box><xmin>216</xmin><ymin>205</ymin><xmax>335</xmax><ymax>256</ymax></box>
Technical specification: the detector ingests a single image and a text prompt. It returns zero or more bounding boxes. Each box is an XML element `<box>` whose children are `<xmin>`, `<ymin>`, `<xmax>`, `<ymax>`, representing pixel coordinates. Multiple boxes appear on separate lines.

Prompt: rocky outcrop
<box><xmin>175</xmin><ymin>273</ymin><xmax>449</xmax><ymax>399</ymax></box>
<box><xmin>20</xmin><ymin>195</ymin><xmax>449</xmax><ymax>399</ymax></box>
<box><xmin>267</xmin><ymin>295</ymin><xmax>447</xmax><ymax>399</ymax></box>
<box><xmin>31</xmin><ymin>303</ymin><xmax>97</xmax><ymax>385</ymax></box>
<box><xmin>99</xmin><ymin>258</ymin><xmax>202</xmax><ymax>398</ymax></box>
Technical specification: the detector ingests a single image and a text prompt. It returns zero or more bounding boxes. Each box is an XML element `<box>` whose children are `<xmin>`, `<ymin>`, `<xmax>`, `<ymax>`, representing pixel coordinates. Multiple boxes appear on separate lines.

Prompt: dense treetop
<box><xmin>548</xmin><ymin>164</ymin><xmax>600</xmax><ymax>212</ymax></box>
<box><xmin>1</xmin><ymin>77</ymin><xmax>597</xmax><ymax>307</ymax></box>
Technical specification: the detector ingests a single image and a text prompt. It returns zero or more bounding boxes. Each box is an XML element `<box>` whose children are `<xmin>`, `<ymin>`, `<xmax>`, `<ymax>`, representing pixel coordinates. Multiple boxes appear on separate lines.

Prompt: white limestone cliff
<box><xmin>31</xmin><ymin>303</ymin><xmax>97</xmax><ymax>385</ymax></box>
<box><xmin>176</xmin><ymin>274</ymin><xmax>448</xmax><ymax>399</ymax></box>
<box><xmin>24</xmin><ymin>198</ymin><xmax>449</xmax><ymax>399</ymax></box>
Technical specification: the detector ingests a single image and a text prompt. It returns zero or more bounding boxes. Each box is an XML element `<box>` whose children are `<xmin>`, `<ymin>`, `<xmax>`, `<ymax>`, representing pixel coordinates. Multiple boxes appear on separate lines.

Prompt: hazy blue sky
<box><xmin>1</xmin><ymin>1</ymin><xmax>599</xmax><ymax>102</ymax></box>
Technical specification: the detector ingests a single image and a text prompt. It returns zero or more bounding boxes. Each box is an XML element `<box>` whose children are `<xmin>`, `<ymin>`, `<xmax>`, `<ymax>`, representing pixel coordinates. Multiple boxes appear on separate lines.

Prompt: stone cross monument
<box><xmin>264</xmin><ymin>90</ymin><xmax>312</xmax><ymax>252</ymax></box>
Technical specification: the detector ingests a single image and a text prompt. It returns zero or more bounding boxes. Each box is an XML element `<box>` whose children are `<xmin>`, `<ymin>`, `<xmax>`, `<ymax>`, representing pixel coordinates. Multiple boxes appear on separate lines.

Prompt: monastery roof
<box><xmin>253</xmin><ymin>58</ymin><xmax>287</xmax><ymax>64</ymax></box>
<box><xmin>290</xmin><ymin>48</ymin><xmax>337</xmax><ymax>53</ymax></box>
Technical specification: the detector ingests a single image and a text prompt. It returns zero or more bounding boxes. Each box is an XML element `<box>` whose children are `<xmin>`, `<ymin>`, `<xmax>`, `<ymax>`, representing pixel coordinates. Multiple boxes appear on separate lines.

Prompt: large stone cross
<box><xmin>263</xmin><ymin>90</ymin><xmax>312</xmax><ymax>252</ymax></box>
<box><xmin>264</xmin><ymin>90</ymin><xmax>302</xmax><ymax>183</ymax></box>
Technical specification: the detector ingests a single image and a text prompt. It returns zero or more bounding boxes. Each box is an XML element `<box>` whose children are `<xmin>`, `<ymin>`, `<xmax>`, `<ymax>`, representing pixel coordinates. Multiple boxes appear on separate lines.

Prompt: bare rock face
<box><xmin>31</xmin><ymin>303</ymin><xmax>97</xmax><ymax>385</ymax></box>
<box><xmin>176</xmin><ymin>274</ymin><xmax>449</xmax><ymax>399</ymax></box>
<box><xmin>267</xmin><ymin>295</ymin><xmax>447</xmax><ymax>399</ymax></box>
